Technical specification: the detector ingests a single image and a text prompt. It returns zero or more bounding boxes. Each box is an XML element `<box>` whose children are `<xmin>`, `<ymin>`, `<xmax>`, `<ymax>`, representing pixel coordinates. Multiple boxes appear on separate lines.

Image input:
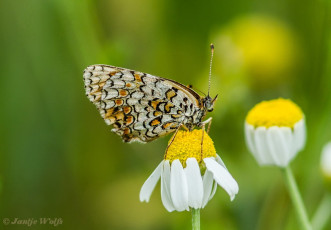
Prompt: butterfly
<box><xmin>83</xmin><ymin>46</ymin><xmax>218</xmax><ymax>143</ymax></box>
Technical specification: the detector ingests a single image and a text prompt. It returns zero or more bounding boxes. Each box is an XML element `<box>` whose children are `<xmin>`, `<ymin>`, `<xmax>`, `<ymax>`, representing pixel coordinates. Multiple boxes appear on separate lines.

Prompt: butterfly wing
<box><xmin>84</xmin><ymin>64</ymin><xmax>202</xmax><ymax>142</ymax></box>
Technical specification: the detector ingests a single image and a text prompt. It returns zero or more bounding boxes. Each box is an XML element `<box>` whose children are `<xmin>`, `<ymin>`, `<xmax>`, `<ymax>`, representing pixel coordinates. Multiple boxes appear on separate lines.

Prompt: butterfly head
<box><xmin>203</xmin><ymin>94</ymin><xmax>218</xmax><ymax>112</ymax></box>
<box><xmin>203</xmin><ymin>44</ymin><xmax>219</xmax><ymax>113</ymax></box>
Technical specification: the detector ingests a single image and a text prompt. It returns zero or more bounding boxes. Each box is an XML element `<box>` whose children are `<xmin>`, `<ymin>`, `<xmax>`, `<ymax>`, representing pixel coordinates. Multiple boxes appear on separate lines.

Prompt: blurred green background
<box><xmin>1</xmin><ymin>0</ymin><xmax>331</xmax><ymax>229</ymax></box>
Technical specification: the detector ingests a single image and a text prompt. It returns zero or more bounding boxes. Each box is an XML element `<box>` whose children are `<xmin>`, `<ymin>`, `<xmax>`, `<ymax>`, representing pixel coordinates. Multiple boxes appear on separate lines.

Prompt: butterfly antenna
<box><xmin>208</xmin><ymin>43</ymin><xmax>214</xmax><ymax>97</ymax></box>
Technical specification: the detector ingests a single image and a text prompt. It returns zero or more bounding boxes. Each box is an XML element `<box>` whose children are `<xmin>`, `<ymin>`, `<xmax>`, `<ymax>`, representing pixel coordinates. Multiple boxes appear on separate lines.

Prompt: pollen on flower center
<box><xmin>246</xmin><ymin>98</ymin><xmax>303</xmax><ymax>128</ymax></box>
<box><xmin>165</xmin><ymin>129</ymin><xmax>217</xmax><ymax>166</ymax></box>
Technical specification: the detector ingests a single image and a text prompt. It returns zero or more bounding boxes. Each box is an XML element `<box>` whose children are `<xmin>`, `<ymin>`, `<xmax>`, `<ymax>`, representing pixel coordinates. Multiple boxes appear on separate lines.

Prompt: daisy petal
<box><xmin>204</xmin><ymin>158</ymin><xmax>239</xmax><ymax>201</ymax></box>
<box><xmin>202</xmin><ymin>170</ymin><xmax>214</xmax><ymax>208</ymax></box>
<box><xmin>321</xmin><ymin>142</ymin><xmax>331</xmax><ymax>176</ymax></box>
<box><xmin>161</xmin><ymin>160</ymin><xmax>175</xmax><ymax>212</ymax></box>
<box><xmin>294</xmin><ymin>119</ymin><xmax>306</xmax><ymax>152</ymax></box>
<box><xmin>170</xmin><ymin>159</ymin><xmax>188</xmax><ymax>211</ymax></box>
<box><xmin>255</xmin><ymin>126</ymin><xmax>274</xmax><ymax>165</ymax></box>
<box><xmin>266</xmin><ymin>127</ymin><xmax>289</xmax><ymax>167</ymax></box>
<box><xmin>140</xmin><ymin>161</ymin><xmax>162</xmax><ymax>202</ymax></box>
<box><xmin>184</xmin><ymin>158</ymin><xmax>203</xmax><ymax>209</ymax></box>
<box><xmin>245</xmin><ymin>123</ymin><xmax>257</xmax><ymax>157</ymax></box>
<box><xmin>280</xmin><ymin>127</ymin><xmax>294</xmax><ymax>160</ymax></box>
<box><xmin>215</xmin><ymin>154</ymin><xmax>226</xmax><ymax>168</ymax></box>
<box><xmin>209</xmin><ymin>181</ymin><xmax>218</xmax><ymax>201</ymax></box>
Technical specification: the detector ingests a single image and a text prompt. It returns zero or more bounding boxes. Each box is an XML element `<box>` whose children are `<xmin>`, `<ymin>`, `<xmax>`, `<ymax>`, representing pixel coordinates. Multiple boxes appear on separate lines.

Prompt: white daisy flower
<box><xmin>244</xmin><ymin>98</ymin><xmax>306</xmax><ymax>167</ymax></box>
<box><xmin>139</xmin><ymin>130</ymin><xmax>239</xmax><ymax>212</ymax></box>
<box><xmin>321</xmin><ymin>142</ymin><xmax>331</xmax><ymax>181</ymax></box>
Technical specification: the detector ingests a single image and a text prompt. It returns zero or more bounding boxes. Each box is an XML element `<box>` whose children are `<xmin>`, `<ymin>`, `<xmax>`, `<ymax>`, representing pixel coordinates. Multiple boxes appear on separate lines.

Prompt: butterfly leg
<box><xmin>206</xmin><ymin>117</ymin><xmax>212</xmax><ymax>133</ymax></box>
<box><xmin>164</xmin><ymin>123</ymin><xmax>183</xmax><ymax>159</ymax></box>
<box><xmin>200</xmin><ymin>124</ymin><xmax>206</xmax><ymax>162</ymax></box>
<box><xmin>199</xmin><ymin>117</ymin><xmax>213</xmax><ymax>162</ymax></box>
<box><xmin>182</xmin><ymin>125</ymin><xmax>189</xmax><ymax>131</ymax></box>
<box><xmin>200</xmin><ymin>117</ymin><xmax>212</xmax><ymax>133</ymax></box>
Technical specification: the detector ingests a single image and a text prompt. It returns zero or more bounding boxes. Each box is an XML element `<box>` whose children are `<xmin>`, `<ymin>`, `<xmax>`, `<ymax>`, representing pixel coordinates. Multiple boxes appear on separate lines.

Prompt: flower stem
<box><xmin>283</xmin><ymin>166</ymin><xmax>312</xmax><ymax>230</ymax></box>
<box><xmin>312</xmin><ymin>193</ymin><xmax>331</xmax><ymax>230</ymax></box>
<box><xmin>191</xmin><ymin>208</ymin><xmax>200</xmax><ymax>230</ymax></box>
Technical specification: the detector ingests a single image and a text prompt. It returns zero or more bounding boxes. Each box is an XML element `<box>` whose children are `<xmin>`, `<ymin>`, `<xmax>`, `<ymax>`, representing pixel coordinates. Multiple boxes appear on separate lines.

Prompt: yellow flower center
<box><xmin>246</xmin><ymin>98</ymin><xmax>303</xmax><ymax>128</ymax></box>
<box><xmin>165</xmin><ymin>129</ymin><xmax>217</xmax><ymax>166</ymax></box>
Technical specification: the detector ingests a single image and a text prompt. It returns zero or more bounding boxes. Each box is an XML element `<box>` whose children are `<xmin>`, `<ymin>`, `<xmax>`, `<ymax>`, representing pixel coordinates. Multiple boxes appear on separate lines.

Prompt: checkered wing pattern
<box><xmin>84</xmin><ymin>64</ymin><xmax>203</xmax><ymax>142</ymax></box>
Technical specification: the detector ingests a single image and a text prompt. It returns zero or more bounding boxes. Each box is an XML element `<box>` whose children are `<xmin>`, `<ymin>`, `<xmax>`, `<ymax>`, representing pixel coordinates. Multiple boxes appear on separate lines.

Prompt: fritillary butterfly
<box><xmin>83</xmin><ymin>46</ymin><xmax>217</xmax><ymax>143</ymax></box>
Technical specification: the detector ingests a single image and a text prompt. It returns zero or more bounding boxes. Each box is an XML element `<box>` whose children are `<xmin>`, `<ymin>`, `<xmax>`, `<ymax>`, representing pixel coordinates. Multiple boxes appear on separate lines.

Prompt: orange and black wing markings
<box><xmin>84</xmin><ymin>64</ymin><xmax>209</xmax><ymax>143</ymax></box>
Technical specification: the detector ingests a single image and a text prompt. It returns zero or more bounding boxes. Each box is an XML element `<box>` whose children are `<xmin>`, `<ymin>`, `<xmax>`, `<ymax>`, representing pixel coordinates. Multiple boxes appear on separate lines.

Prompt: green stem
<box><xmin>283</xmin><ymin>166</ymin><xmax>312</xmax><ymax>230</ymax></box>
<box><xmin>312</xmin><ymin>193</ymin><xmax>331</xmax><ymax>230</ymax></box>
<box><xmin>192</xmin><ymin>208</ymin><xmax>200</xmax><ymax>230</ymax></box>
